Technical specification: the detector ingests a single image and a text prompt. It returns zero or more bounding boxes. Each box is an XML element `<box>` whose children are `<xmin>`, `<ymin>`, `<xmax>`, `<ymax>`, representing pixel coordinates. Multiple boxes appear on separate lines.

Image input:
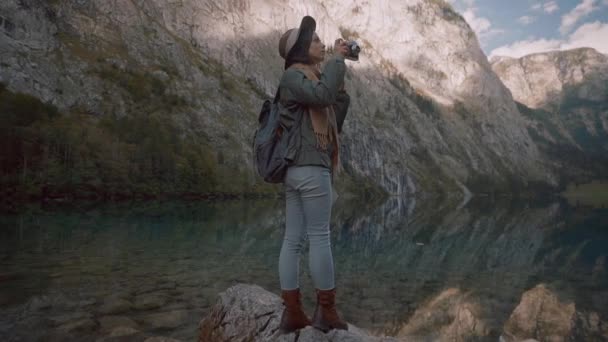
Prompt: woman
<box><xmin>276</xmin><ymin>15</ymin><xmax>351</xmax><ymax>334</ymax></box>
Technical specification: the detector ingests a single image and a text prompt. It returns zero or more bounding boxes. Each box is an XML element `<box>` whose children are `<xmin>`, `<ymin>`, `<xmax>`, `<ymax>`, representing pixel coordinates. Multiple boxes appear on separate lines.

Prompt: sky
<box><xmin>447</xmin><ymin>0</ymin><xmax>608</xmax><ymax>58</ymax></box>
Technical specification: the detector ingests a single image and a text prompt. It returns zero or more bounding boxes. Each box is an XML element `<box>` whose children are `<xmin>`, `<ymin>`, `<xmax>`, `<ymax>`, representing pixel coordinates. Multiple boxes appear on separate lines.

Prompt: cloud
<box><xmin>462</xmin><ymin>7</ymin><xmax>504</xmax><ymax>41</ymax></box>
<box><xmin>490</xmin><ymin>21</ymin><xmax>608</xmax><ymax>58</ymax></box>
<box><xmin>531</xmin><ymin>1</ymin><xmax>560</xmax><ymax>13</ymax></box>
<box><xmin>560</xmin><ymin>0</ymin><xmax>599</xmax><ymax>34</ymax></box>
<box><xmin>490</xmin><ymin>38</ymin><xmax>562</xmax><ymax>58</ymax></box>
<box><xmin>463</xmin><ymin>8</ymin><xmax>490</xmax><ymax>33</ymax></box>
<box><xmin>562</xmin><ymin>21</ymin><xmax>608</xmax><ymax>52</ymax></box>
<box><xmin>518</xmin><ymin>16</ymin><xmax>537</xmax><ymax>25</ymax></box>
<box><xmin>446</xmin><ymin>0</ymin><xmax>475</xmax><ymax>8</ymax></box>
<box><xmin>543</xmin><ymin>1</ymin><xmax>560</xmax><ymax>13</ymax></box>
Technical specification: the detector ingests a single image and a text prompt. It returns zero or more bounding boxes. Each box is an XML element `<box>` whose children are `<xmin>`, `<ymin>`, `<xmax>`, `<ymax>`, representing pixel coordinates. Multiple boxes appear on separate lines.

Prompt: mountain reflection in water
<box><xmin>0</xmin><ymin>196</ymin><xmax>606</xmax><ymax>341</ymax></box>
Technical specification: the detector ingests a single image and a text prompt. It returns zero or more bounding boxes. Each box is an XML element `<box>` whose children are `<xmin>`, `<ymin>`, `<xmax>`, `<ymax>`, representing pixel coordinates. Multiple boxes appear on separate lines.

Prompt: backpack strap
<box><xmin>274</xmin><ymin>63</ymin><xmax>308</xmax><ymax>103</ymax></box>
<box><xmin>274</xmin><ymin>63</ymin><xmax>305</xmax><ymax>104</ymax></box>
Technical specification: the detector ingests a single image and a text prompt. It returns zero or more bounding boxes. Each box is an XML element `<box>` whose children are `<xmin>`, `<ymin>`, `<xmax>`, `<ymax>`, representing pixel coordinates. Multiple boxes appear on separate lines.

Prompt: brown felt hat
<box><xmin>278</xmin><ymin>16</ymin><xmax>316</xmax><ymax>69</ymax></box>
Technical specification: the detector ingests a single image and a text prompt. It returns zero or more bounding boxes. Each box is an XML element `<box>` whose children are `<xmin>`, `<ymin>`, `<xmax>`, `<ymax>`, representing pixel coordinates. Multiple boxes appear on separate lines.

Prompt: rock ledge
<box><xmin>198</xmin><ymin>284</ymin><xmax>399</xmax><ymax>342</ymax></box>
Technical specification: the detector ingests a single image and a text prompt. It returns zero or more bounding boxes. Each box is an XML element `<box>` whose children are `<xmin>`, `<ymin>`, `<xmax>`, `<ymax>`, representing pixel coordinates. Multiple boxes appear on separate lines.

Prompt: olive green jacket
<box><xmin>278</xmin><ymin>55</ymin><xmax>350</xmax><ymax>171</ymax></box>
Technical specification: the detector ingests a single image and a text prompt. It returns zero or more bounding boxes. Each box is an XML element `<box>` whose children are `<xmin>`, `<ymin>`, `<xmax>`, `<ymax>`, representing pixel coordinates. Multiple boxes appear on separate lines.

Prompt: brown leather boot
<box><xmin>312</xmin><ymin>288</ymin><xmax>348</xmax><ymax>332</ymax></box>
<box><xmin>279</xmin><ymin>288</ymin><xmax>311</xmax><ymax>334</ymax></box>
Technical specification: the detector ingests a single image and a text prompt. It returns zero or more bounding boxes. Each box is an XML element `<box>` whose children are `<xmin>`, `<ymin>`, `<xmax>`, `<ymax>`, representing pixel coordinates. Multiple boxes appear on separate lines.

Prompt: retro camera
<box><xmin>345</xmin><ymin>40</ymin><xmax>361</xmax><ymax>61</ymax></box>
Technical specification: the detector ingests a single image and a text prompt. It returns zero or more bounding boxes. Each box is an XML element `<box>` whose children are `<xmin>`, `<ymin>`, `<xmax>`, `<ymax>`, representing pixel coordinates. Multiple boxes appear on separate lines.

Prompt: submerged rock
<box><xmin>98</xmin><ymin>297</ymin><xmax>133</xmax><ymax>315</ymax></box>
<box><xmin>134</xmin><ymin>293</ymin><xmax>169</xmax><ymax>310</ymax></box>
<box><xmin>143</xmin><ymin>337</ymin><xmax>183</xmax><ymax>342</ymax></box>
<box><xmin>98</xmin><ymin>315</ymin><xmax>139</xmax><ymax>332</ymax></box>
<box><xmin>56</xmin><ymin>318</ymin><xmax>97</xmax><ymax>333</ymax></box>
<box><xmin>198</xmin><ymin>284</ymin><xmax>398</xmax><ymax>342</ymax></box>
<box><xmin>141</xmin><ymin>310</ymin><xmax>188</xmax><ymax>329</ymax></box>
<box><xmin>50</xmin><ymin>312</ymin><xmax>93</xmax><ymax>326</ymax></box>
<box><xmin>108</xmin><ymin>326</ymin><xmax>139</xmax><ymax>337</ymax></box>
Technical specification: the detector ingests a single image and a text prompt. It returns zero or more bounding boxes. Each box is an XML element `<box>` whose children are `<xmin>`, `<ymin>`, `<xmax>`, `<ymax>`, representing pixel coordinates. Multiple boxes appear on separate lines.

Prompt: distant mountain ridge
<box><xmin>491</xmin><ymin>47</ymin><xmax>608</xmax><ymax>110</ymax></box>
<box><xmin>492</xmin><ymin>47</ymin><xmax>608</xmax><ymax>183</ymax></box>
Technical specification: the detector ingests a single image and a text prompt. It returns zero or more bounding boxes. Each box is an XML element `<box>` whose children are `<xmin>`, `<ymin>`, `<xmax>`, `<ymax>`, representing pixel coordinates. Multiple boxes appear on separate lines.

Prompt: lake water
<box><xmin>0</xmin><ymin>196</ymin><xmax>607</xmax><ymax>341</ymax></box>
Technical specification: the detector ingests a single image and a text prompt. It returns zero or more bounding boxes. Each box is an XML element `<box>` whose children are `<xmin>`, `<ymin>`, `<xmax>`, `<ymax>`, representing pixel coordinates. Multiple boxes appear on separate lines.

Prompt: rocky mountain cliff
<box><xmin>492</xmin><ymin>48</ymin><xmax>608</xmax><ymax>183</ymax></box>
<box><xmin>491</xmin><ymin>48</ymin><xmax>608</xmax><ymax>110</ymax></box>
<box><xmin>0</xmin><ymin>0</ymin><xmax>579</xmax><ymax>199</ymax></box>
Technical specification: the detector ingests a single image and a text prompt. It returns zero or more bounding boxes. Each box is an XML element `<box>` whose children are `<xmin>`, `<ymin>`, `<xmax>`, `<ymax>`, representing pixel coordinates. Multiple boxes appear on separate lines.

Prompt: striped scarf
<box><xmin>289</xmin><ymin>63</ymin><xmax>340</xmax><ymax>174</ymax></box>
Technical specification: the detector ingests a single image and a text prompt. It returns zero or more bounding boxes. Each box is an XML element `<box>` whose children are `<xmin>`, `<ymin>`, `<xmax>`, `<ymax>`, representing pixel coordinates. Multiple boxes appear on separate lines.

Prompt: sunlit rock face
<box><xmin>491</xmin><ymin>48</ymin><xmax>608</xmax><ymax>110</ymax></box>
<box><xmin>502</xmin><ymin>284</ymin><xmax>608</xmax><ymax>342</ymax></box>
<box><xmin>146</xmin><ymin>0</ymin><xmax>550</xmax><ymax>192</ymax></box>
<box><xmin>0</xmin><ymin>0</ymin><xmax>561</xmax><ymax>196</ymax></box>
<box><xmin>397</xmin><ymin>288</ymin><xmax>489</xmax><ymax>341</ymax></box>
<box><xmin>503</xmin><ymin>284</ymin><xmax>576</xmax><ymax>342</ymax></box>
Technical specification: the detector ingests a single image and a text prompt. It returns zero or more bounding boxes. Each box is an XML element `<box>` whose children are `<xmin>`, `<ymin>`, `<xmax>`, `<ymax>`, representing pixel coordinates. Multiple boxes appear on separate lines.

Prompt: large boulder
<box><xmin>397</xmin><ymin>288</ymin><xmax>488</xmax><ymax>341</ymax></box>
<box><xmin>198</xmin><ymin>284</ymin><xmax>399</xmax><ymax>342</ymax></box>
<box><xmin>502</xmin><ymin>284</ymin><xmax>608</xmax><ymax>341</ymax></box>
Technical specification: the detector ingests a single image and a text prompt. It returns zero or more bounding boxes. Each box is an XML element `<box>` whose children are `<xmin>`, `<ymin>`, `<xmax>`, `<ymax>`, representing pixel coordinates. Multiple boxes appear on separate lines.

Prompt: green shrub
<box><xmin>95</xmin><ymin>66</ymin><xmax>166</xmax><ymax>102</ymax></box>
<box><xmin>0</xmin><ymin>87</ymin><xmax>221</xmax><ymax>200</ymax></box>
<box><xmin>0</xmin><ymin>91</ymin><xmax>58</xmax><ymax>126</ymax></box>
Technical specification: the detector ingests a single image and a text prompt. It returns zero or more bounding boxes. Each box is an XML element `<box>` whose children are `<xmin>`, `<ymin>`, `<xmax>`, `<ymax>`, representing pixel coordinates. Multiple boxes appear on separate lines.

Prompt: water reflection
<box><xmin>0</xmin><ymin>197</ymin><xmax>606</xmax><ymax>341</ymax></box>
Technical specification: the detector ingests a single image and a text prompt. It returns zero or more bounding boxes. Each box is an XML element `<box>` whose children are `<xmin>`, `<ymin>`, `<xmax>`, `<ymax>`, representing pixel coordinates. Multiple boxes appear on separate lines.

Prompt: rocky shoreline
<box><xmin>198</xmin><ymin>284</ymin><xmax>608</xmax><ymax>342</ymax></box>
<box><xmin>198</xmin><ymin>284</ymin><xmax>399</xmax><ymax>342</ymax></box>
<box><xmin>3</xmin><ymin>276</ymin><xmax>606</xmax><ymax>341</ymax></box>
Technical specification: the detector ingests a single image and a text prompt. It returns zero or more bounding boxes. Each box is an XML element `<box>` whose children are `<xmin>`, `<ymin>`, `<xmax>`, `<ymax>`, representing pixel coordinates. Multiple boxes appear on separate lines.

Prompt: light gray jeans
<box><xmin>279</xmin><ymin>165</ymin><xmax>336</xmax><ymax>291</ymax></box>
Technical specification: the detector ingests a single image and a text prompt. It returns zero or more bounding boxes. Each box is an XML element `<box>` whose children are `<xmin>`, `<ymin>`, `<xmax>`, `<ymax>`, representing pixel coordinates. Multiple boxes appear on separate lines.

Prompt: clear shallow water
<box><xmin>0</xmin><ymin>198</ymin><xmax>606</xmax><ymax>341</ymax></box>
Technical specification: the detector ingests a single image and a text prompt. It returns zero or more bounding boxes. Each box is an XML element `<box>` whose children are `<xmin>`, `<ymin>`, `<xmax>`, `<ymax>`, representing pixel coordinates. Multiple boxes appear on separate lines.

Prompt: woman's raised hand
<box><xmin>333</xmin><ymin>38</ymin><xmax>349</xmax><ymax>58</ymax></box>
